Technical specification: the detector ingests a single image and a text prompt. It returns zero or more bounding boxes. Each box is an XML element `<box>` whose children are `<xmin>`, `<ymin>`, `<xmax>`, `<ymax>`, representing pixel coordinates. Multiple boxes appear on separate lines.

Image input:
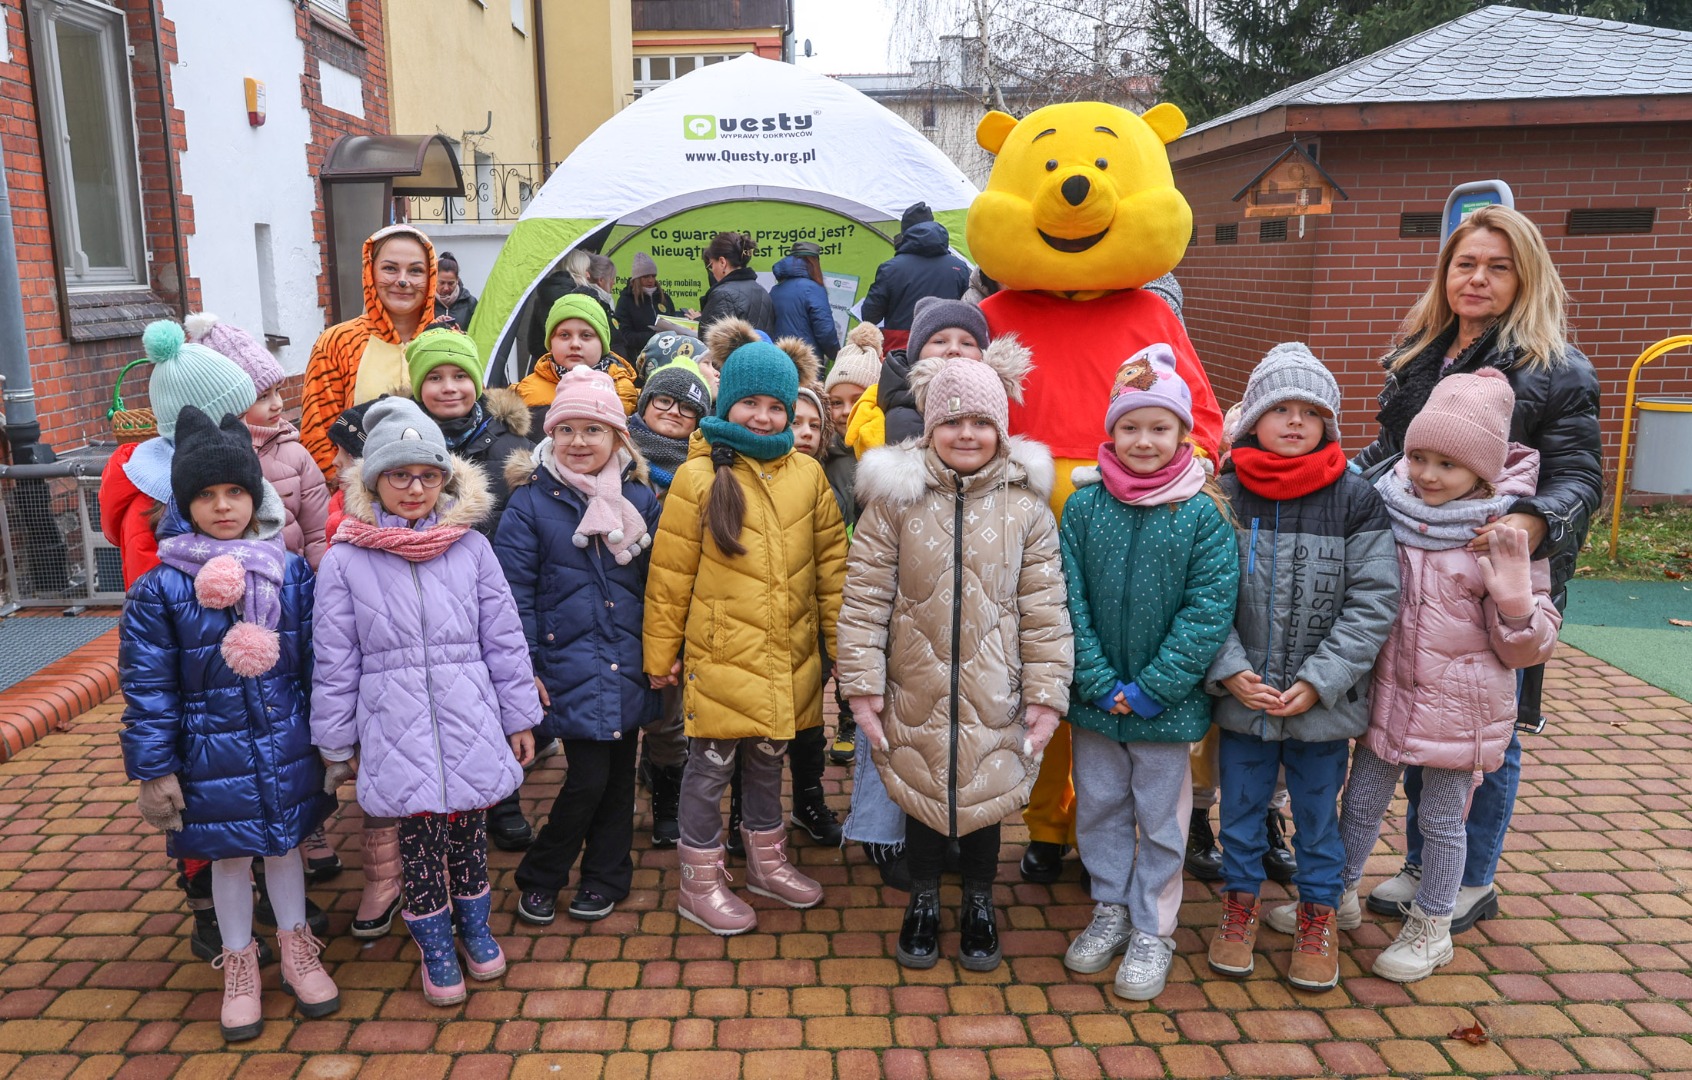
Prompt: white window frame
<box><xmin>26</xmin><ymin>0</ymin><xmax>149</xmax><ymax>291</ymax></box>
<box><xmin>632</xmin><ymin>52</ymin><xmax>733</xmax><ymax>97</ymax></box>
<box><xmin>308</xmin><ymin>0</ymin><xmax>350</xmax><ymax>19</ymax></box>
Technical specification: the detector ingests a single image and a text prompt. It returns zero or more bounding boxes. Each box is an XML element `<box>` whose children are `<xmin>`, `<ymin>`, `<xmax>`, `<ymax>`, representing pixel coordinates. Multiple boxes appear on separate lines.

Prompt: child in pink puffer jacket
<box><xmin>1337</xmin><ymin>368</ymin><xmax>1559</xmax><ymax>984</ymax></box>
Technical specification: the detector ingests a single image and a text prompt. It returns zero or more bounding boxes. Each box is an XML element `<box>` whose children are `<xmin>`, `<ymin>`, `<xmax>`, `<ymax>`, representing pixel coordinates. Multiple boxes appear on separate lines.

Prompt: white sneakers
<box><xmin>1065</xmin><ymin>902</ymin><xmax>1134</xmax><ymax>974</ymax></box>
<box><xmin>1373</xmin><ymin>902</ymin><xmax>1454</xmax><ymax>982</ymax></box>
<box><xmin>1113</xmin><ymin>929</ymin><xmax>1175</xmax><ymax>1001</ymax></box>
<box><xmin>1366</xmin><ymin>863</ymin><xmax>1422</xmax><ymax>915</ymax></box>
<box><xmin>1264</xmin><ymin>885</ymin><xmax>1361</xmax><ymax>934</ymax></box>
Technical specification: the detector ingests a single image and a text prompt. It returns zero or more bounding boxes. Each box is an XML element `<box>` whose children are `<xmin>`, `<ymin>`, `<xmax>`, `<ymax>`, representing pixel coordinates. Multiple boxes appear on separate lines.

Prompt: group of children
<box><xmin>113</xmin><ymin>280</ymin><xmax>1558</xmax><ymax>1041</ymax></box>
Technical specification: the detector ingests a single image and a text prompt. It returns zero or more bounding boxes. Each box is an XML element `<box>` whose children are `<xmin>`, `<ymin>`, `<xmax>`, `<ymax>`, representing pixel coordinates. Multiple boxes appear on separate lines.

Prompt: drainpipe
<box><xmin>148</xmin><ymin>0</ymin><xmax>189</xmax><ymax>316</ymax></box>
<box><xmin>532</xmin><ymin>0</ymin><xmax>551</xmax><ymax>178</ymax></box>
<box><xmin>0</xmin><ymin>147</ymin><xmax>50</xmax><ymax>463</ymax></box>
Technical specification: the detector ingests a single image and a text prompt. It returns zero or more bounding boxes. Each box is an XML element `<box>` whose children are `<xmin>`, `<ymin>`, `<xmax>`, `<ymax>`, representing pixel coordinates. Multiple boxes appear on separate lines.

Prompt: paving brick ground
<box><xmin>2</xmin><ymin>643</ymin><xmax>1690</xmax><ymax>1078</ymax></box>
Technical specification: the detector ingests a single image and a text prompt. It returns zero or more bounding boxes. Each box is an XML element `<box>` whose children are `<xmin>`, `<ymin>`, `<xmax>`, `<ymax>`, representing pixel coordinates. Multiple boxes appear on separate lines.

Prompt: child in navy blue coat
<box><xmin>119</xmin><ymin>407</ymin><xmax>339</xmax><ymax>1042</ymax></box>
<box><xmin>495</xmin><ymin>368</ymin><xmax>662</xmax><ymax>925</ymax></box>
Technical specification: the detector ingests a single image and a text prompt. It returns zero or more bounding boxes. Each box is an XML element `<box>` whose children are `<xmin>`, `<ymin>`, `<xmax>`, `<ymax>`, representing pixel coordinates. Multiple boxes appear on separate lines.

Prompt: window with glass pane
<box><xmin>27</xmin><ymin>0</ymin><xmax>147</xmax><ymax>289</ymax></box>
<box><xmin>674</xmin><ymin>56</ymin><xmax>696</xmax><ymax>77</ymax></box>
<box><xmin>649</xmin><ymin>57</ymin><xmax>671</xmax><ymax>80</ymax></box>
<box><xmin>309</xmin><ymin>0</ymin><xmax>350</xmax><ymax>17</ymax></box>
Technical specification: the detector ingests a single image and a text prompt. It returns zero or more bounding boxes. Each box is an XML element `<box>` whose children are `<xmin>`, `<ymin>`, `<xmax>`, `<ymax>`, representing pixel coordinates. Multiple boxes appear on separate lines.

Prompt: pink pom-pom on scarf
<box><xmin>221</xmin><ymin>620</ymin><xmax>280</xmax><ymax>677</ymax></box>
<box><xmin>195</xmin><ymin>554</ymin><xmax>247</xmax><ymax>609</ymax></box>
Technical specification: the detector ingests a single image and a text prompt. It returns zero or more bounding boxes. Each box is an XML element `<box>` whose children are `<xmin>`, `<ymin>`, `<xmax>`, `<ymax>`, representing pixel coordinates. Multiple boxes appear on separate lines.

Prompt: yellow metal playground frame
<box><xmin>1609</xmin><ymin>334</ymin><xmax>1692</xmax><ymax>559</ymax></box>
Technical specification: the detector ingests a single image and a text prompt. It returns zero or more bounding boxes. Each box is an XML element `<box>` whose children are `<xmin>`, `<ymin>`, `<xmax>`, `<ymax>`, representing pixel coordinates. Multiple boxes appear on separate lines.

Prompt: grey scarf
<box><xmin>1375</xmin><ymin>462</ymin><xmax>1515</xmax><ymax>550</ymax></box>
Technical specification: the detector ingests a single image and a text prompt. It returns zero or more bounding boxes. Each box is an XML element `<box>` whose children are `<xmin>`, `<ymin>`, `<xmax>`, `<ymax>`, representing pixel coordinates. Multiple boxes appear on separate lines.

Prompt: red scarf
<box><xmin>334</xmin><ymin>517</ymin><xmax>470</xmax><ymax>562</ymax></box>
<box><xmin>1230</xmin><ymin>442</ymin><xmax>1347</xmax><ymax>501</ymax></box>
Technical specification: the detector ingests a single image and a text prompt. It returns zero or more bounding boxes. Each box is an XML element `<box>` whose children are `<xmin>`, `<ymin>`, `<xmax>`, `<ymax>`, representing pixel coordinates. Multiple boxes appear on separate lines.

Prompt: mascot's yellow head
<box><xmin>967</xmin><ymin>101</ymin><xmax>1192</xmax><ymax>294</ymax></box>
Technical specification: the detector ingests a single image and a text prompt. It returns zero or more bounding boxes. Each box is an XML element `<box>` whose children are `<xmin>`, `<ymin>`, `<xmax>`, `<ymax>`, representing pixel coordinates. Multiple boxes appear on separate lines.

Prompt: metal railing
<box><xmin>404</xmin><ymin>161</ymin><xmax>556</xmax><ymax>225</ymax></box>
<box><xmin>0</xmin><ymin>455</ymin><xmax>126</xmax><ymax>611</ymax></box>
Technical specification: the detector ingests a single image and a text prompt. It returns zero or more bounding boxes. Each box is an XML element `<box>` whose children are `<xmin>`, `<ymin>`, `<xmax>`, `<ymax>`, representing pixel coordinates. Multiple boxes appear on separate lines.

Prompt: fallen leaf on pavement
<box><xmin>1450</xmin><ymin>1023</ymin><xmax>1489</xmax><ymax>1045</ymax></box>
<box><xmin>1670</xmin><ymin>618</ymin><xmax>1692</xmax><ymax>627</ymax></box>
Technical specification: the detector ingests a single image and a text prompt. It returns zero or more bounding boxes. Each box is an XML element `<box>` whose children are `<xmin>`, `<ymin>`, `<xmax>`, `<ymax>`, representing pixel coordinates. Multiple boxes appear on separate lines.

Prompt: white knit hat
<box><xmin>824</xmin><ymin>322</ymin><xmax>884</xmax><ymax>394</ymax></box>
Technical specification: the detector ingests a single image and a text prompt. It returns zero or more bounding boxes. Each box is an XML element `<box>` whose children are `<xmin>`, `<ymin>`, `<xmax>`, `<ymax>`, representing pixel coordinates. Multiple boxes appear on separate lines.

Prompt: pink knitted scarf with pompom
<box><xmin>333</xmin><ymin>517</ymin><xmax>470</xmax><ymax>562</ymax></box>
<box><xmin>156</xmin><ymin>533</ymin><xmax>288</xmax><ymax>677</ymax></box>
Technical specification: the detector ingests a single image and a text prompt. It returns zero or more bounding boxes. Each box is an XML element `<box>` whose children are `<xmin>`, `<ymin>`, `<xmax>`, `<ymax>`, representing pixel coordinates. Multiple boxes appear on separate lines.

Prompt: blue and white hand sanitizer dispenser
<box><xmin>1442</xmin><ymin>180</ymin><xmax>1515</xmax><ymax>242</ymax></box>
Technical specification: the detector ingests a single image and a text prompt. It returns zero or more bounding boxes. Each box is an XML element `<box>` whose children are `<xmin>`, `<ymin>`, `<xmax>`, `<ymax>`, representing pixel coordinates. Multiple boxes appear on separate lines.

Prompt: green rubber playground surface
<box><xmin>1560</xmin><ymin>579</ymin><xmax>1692</xmax><ymax>699</ymax></box>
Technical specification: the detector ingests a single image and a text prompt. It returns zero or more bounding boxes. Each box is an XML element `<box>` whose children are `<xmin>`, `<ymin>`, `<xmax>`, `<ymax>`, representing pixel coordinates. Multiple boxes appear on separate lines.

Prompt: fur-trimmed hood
<box><xmin>483</xmin><ymin>386</ymin><xmax>532</xmax><ymax>439</ymax></box>
<box><xmin>341</xmin><ymin>453</ymin><xmax>494</xmax><ymax>530</ymax></box>
<box><xmin>854</xmin><ymin>434</ymin><xmax>1054</xmax><ymax>508</ymax></box>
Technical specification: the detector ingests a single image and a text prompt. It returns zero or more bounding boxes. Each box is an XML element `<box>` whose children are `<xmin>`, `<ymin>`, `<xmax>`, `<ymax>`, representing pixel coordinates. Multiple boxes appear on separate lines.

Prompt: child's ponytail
<box><xmin>704</xmin><ymin>443</ymin><xmax>747</xmax><ymax>555</ymax></box>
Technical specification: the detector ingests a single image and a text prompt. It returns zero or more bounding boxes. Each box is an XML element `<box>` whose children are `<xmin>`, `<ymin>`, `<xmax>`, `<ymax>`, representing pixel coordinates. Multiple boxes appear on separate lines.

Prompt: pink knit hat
<box><xmin>544</xmin><ymin>366</ymin><xmax>629</xmax><ymax>437</ymax></box>
<box><xmin>1403</xmin><ymin>367</ymin><xmax>1516</xmax><ymax>482</ymax></box>
<box><xmin>908</xmin><ymin>335</ymin><xmax>1032</xmax><ymax>445</ymax></box>
<box><xmin>1104</xmin><ymin>343</ymin><xmax>1193</xmax><ymax>433</ymax></box>
<box><xmin>185</xmin><ymin>313</ymin><xmax>284</xmax><ymax>396</ymax></box>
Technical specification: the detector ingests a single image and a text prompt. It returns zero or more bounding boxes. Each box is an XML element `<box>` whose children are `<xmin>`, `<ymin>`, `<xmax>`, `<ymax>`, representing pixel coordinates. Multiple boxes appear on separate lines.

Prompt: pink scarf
<box><xmin>538</xmin><ymin>439</ymin><xmax>650</xmax><ymax>565</ymax></box>
<box><xmin>334</xmin><ymin>517</ymin><xmax>469</xmax><ymax>562</ymax></box>
<box><xmin>1097</xmin><ymin>442</ymin><xmax>1206</xmax><ymax>507</ymax></box>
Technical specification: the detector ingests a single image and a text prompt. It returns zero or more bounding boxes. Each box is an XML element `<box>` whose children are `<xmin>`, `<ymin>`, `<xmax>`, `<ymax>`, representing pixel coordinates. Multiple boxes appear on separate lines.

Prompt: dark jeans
<box><xmin>906</xmin><ymin>818</ymin><xmax>1000</xmax><ymax>885</ymax></box>
<box><xmin>515</xmin><ymin>737</ymin><xmax>638</xmax><ymax>899</ymax></box>
<box><xmin>398</xmin><ymin>810</ymin><xmax>489</xmax><ymax>915</ymax></box>
<box><xmin>1219</xmin><ymin>729</ymin><xmax>1349</xmax><ymax>908</ymax></box>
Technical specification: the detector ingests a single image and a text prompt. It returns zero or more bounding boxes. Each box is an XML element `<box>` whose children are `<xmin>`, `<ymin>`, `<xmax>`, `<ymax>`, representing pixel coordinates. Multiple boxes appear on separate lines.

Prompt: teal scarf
<box><xmin>700</xmin><ymin>416</ymin><xmax>794</xmax><ymax>461</ymax></box>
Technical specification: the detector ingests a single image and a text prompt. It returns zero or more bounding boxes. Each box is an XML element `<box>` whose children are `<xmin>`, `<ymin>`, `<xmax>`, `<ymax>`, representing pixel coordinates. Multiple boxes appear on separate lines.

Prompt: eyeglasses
<box><xmin>649</xmin><ymin>393</ymin><xmax>704</xmax><ymax>420</ymax></box>
<box><xmin>379</xmin><ymin>469</ymin><xmax>445</xmax><ymax>490</ymax></box>
<box><xmin>554</xmin><ymin>423</ymin><xmax>612</xmax><ymax>444</ymax></box>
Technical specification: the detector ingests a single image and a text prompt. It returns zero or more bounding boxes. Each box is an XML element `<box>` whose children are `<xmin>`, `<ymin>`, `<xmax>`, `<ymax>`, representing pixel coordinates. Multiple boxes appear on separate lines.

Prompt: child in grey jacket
<box><xmin>1203</xmin><ymin>344</ymin><xmax>1400</xmax><ymax>994</ymax></box>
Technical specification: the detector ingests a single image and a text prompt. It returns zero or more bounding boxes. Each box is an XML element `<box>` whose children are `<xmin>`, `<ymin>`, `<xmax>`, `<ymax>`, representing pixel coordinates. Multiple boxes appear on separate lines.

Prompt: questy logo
<box><xmin>683</xmin><ymin>115</ymin><xmax>717</xmax><ymax>140</ymax></box>
<box><xmin>682</xmin><ymin>113</ymin><xmax>816</xmax><ymax>140</ymax></box>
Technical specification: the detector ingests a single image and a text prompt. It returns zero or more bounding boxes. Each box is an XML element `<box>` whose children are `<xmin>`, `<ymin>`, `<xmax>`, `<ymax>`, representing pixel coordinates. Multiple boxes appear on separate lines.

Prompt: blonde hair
<box><xmin>562</xmin><ymin>248</ymin><xmax>594</xmax><ymax>288</ymax></box>
<box><xmin>1389</xmin><ymin>204</ymin><xmax>1569</xmax><ymax>373</ymax></box>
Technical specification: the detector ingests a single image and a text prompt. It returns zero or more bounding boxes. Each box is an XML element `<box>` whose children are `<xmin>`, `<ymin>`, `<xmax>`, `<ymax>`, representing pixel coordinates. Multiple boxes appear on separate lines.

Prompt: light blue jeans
<box><xmin>842</xmin><ymin>729</ymin><xmax>905</xmax><ymax>845</ymax></box>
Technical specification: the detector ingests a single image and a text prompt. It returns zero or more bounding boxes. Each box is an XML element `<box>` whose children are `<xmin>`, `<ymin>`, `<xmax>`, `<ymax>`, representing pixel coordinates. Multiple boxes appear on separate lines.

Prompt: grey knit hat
<box><xmin>1233</xmin><ymin>342</ymin><xmax>1343</xmax><ymax>445</ymax></box>
<box><xmin>359</xmin><ymin>397</ymin><xmax>453</xmax><ymax>489</ymax></box>
<box><xmin>907</xmin><ymin>296</ymin><xmax>989</xmax><ymax>358</ymax></box>
<box><xmin>631</xmin><ymin>252</ymin><xmax>658</xmax><ymax>278</ymax></box>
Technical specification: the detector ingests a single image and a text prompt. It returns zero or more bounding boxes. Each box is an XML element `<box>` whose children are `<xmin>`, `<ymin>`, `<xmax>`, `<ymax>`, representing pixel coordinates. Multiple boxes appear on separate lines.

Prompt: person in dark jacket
<box><xmin>120</xmin><ymin>407</ymin><xmax>339</xmax><ymax>1042</ymax></box>
<box><xmin>770</xmin><ymin>241</ymin><xmax>840</xmax><ymax>361</ymax></box>
<box><xmin>860</xmin><ymin>203</ymin><xmax>970</xmax><ymax>353</ymax></box>
<box><xmin>496</xmin><ymin>368</ymin><xmax>661</xmax><ymax>926</ymax></box>
<box><xmin>434</xmin><ymin>251</ymin><xmax>478</xmax><ymax>329</ymax></box>
<box><xmin>405</xmin><ymin>329</ymin><xmax>536</xmax><ymax>537</ymax></box>
<box><xmin>1351</xmin><ymin>204</ymin><xmax>1601</xmax><ymax>935</ymax></box>
<box><xmin>698</xmin><ymin>231</ymin><xmax>774</xmax><ymax>337</ymax></box>
<box><xmin>616</xmin><ymin>252</ymin><xmax>680</xmax><ymax>361</ymax></box>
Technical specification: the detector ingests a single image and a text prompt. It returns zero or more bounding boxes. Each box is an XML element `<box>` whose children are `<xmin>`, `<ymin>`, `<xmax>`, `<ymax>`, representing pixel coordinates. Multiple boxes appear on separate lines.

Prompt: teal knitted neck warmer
<box><xmin>700</xmin><ymin>415</ymin><xmax>794</xmax><ymax>461</ymax></box>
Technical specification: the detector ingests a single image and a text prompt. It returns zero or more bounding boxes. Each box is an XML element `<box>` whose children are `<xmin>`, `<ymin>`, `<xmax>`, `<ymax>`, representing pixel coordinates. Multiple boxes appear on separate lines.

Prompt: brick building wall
<box><xmin>0</xmin><ymin>0</ymin><xmax>389</xmax><ymax>458</ymax></box>
<box><xmin>1173</xmin><ymin>123</ymin><xmax>1692</xmax><ymax>476</ymax></box>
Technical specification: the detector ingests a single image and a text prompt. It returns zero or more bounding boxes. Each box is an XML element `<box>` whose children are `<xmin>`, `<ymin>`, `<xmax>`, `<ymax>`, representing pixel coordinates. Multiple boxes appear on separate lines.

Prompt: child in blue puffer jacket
<box><xmin>495</xmin><ymin>368</ymin><xmax>662</xmax><ymax>926</ymax></box>
<box><xmin>119</xmin><ymin>407</ymin><xmax>339</xmax><ymax>1044</ymax></box>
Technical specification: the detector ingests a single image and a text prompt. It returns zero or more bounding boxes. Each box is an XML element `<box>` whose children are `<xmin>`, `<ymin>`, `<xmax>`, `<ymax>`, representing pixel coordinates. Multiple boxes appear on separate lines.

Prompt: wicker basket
<box><xmin>108</xmin><ymin>357</ymin><xmax>157</xmax><ymax>442</ymax></box>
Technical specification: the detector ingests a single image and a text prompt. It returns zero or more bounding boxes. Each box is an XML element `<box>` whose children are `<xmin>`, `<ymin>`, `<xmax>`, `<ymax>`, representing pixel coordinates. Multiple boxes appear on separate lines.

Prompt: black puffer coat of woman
<box><xmin>698</xmin><ymin>267</ymin><xmax>774</xmax><ymax>338</ymax></box>
<box><xmin>1354</xmin><ymin>322</ymin><xmax>1601</xmax><ymax>724</ymax></box>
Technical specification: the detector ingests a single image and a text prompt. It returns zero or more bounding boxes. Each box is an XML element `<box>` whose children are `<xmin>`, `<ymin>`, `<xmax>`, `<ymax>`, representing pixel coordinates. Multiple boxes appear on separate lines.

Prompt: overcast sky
<box><xmin>791</xmin><ymin>0</ymin><xmax>900</xmax><ymax>74</ymax></box>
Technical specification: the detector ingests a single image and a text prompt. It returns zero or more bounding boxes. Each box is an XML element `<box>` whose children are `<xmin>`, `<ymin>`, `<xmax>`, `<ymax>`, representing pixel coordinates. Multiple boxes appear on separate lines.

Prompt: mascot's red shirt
<box><xmin>982</xmin><ymin>289</ymin><xmax>1223</xmax><ymax>461</ymax></box>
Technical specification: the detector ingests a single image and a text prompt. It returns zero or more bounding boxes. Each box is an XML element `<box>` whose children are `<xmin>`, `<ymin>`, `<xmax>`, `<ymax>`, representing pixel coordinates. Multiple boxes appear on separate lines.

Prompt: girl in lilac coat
<box><xmin>311</xmin><ymin>398</ymin><xmax>542</xmax><ymax>1007</ymax></box>
<box><xmin>1336</xmin><ymin>370</ymin><xmax>1559</xmax><ymax>985</ymax></box>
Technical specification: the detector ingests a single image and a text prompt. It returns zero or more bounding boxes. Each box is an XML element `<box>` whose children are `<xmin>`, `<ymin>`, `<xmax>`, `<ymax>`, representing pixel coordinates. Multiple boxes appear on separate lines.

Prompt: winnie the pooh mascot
<box><xmin>968</xmin><ymin>100</ymin><xmax>1224</xmax><ymax>882</ymax></box>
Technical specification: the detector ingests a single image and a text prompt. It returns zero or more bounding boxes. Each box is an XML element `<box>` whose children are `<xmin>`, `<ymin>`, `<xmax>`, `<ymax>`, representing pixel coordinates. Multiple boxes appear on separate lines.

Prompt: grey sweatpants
<box><xmin>1341</xmin><ymin>743</ymin><xmax>1469</xmax><ymax>917</ymax></box>
<box><xmin>678</xmin><ymin>736</ymin><xmax>786</xmax><ymax>849</ymax></box>
<box><xmin>1071</xmin><ymin>728</ymin><xmax>1193</xmax><ymax>939</ymax></box>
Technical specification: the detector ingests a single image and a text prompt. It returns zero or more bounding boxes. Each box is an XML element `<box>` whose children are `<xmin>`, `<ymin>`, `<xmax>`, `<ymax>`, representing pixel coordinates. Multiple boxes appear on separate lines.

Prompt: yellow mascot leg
<box><xmin>1023</xmin><ymin>456</ymin><xmax>1089</xmax><ymax>847</ymax></box>
<box><xmin>1190</xmin><ymin>726</ymin><xmax>1219</xmax><ymax>795</ymax></box>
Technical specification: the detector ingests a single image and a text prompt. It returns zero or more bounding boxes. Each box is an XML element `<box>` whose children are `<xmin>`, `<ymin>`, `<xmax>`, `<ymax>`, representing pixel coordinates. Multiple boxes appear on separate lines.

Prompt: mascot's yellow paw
<box><xmin>967</xmin><ymin>101</ymin><xmax>1193</xmax><ymax>294</ymax></box>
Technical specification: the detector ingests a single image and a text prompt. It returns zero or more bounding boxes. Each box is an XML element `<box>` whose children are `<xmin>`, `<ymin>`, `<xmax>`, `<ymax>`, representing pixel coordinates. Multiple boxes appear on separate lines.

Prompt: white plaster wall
<box><xmin>418</xmin><ymin>223</ymin><xmax>513</xmax><ymax>306</ymax></box>
<box><xmin>169</xmin><ymin>0</ymin><xmax>323</xmax><ymax>375</ymax></box>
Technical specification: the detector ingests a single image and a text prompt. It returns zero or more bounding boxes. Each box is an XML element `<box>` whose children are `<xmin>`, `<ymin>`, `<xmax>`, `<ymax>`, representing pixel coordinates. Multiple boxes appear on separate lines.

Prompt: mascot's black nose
<box><xmin>1061</xmin><ymin>175</ymin><xmax>1090</xmax><ymax>206</ymax></box>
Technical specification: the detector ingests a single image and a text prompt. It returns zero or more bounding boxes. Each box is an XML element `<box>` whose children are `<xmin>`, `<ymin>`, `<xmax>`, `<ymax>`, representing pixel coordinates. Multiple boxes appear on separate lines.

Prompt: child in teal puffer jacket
<box><xmin>1058</xmin><ymin>345</ymin><xmax>1239</xmax><ymax>1003</ymax></box>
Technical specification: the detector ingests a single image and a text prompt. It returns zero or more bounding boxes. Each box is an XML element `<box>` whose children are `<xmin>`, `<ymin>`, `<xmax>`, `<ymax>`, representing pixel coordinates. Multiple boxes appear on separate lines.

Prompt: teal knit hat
<box><xmin>406</xmin><ymin>327</ymin><xmax>484</xmax><ymax>399</ymax></box>
<box><xmin>543</xmin><ymin>292</ymin><xmax>611</xmax><ymax>354</ymax></box>
<box><xmin>713</xmin><ymin>340</ymin><xmax>801</xmax><ymax>419</ymax></box>
<box><xmin>141</xmin><ymin>320</ymin><xmax>258</xmax><ymax>440</ymax></box>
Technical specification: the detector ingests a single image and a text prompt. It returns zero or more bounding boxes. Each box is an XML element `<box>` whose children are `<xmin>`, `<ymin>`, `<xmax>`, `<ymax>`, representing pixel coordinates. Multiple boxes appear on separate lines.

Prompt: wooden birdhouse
<box><xmin>1233</xmin><ymin>142</ymin><xmax>1347</xmax><ymax>218</ymax></box>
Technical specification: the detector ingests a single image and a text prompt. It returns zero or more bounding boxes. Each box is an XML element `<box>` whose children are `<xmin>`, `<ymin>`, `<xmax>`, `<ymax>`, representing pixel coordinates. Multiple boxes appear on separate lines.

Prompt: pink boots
<box><xmin>678</xmin><ymin>843</ymin><xmax>757</xmax><ymax>936</ymax></box>
<box><xmin>353</xmin><ymin>824</ymin><xmax>403</xmax><ymax>938</ymax></box>
<box><xmin>277</xmin><ymin>925</ymin><xmax>341</xmax><ymax>1017</ymax></box>
<box><xmin>742</xmin><ymin>826</ymin><xmax>823</xmax><ymax>909</ymax></box>
<box><xmin>214</xmin><ymin>940</ymin><xmax>264</xmax><ymax>1042</ymax></box>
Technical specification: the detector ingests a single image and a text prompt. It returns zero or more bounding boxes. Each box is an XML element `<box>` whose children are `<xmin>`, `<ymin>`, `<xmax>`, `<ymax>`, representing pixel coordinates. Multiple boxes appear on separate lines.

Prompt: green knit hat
<box><xmin>543</xmin><ymin>293</ymin><xmax>611</xmax><ymax>354</ymax></box>
<box><xmin>714</xmin><ymin>340</ymin><xmax>800</xmax><ymax>420</ymax></box>
<box><xmin>405</xmin><ymin>327</ymin><xmax>484</xmax><ymax>399</ymax></box>
<box><xmin>141</xmin><ymin>320</ymin><xmax>258</xmax><ymax>440</ymax></box>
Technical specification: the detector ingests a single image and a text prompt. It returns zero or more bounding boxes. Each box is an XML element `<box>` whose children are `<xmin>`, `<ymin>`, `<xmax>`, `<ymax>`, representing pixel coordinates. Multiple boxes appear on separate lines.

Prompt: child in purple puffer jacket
<box><xmin>311</xmin><ymin>397</ymin><xmax>542</xmax><ymax>1007</ymax></box>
